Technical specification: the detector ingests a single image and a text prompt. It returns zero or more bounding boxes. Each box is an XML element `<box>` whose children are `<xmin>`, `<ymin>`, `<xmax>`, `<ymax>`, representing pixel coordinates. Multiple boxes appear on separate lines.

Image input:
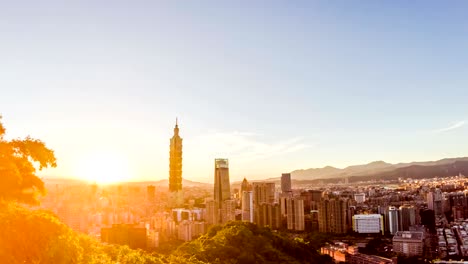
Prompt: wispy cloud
<box><xmin>188</xmin><ymin>131</ymin><xmax>310</xmax><ymax>162</ymax></box>
<box><xmin>434</xmin><ymin>121</ymin><xmax>466</xmax><ymax>133</ymax></box>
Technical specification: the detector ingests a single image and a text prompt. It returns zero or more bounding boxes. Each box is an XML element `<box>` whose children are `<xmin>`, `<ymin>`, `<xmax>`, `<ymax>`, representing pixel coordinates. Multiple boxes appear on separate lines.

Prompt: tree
<box><xmin>175</xmin><ymin>222</ymin><xmax>334</xmax><ymax>264</ymax></box>
<box><xmin>0</xmin><ymin>115</ymin><xmax>56</xmax><ymax>204</ymax></box>
<box><xmin>0</xmin><ymin>202</ymin><xmax>172</xmax><ymax>264</ymax></box>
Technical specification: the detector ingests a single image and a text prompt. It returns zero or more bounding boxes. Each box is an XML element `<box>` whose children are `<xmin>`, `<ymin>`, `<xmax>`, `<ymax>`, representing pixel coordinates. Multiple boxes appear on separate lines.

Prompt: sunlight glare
<box><xmin>75</xmin><ymin>150</ymin><xmax>132</xmax><ymax>184</ymax></box>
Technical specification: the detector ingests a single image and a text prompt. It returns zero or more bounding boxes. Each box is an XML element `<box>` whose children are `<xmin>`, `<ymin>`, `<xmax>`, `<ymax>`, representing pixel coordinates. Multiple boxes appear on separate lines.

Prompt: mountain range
<box><xmin>289</xmin><ymin>157</ymin><xmax>468</xmax><ymax>182</ymax></box>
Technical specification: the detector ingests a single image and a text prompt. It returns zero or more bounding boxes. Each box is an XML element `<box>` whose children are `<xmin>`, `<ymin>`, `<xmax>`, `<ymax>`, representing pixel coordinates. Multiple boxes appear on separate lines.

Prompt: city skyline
<box><xmin>169</xmin><ymin>118</ymin><xmax>183</xmax><ymax>192</ymax></box>
<box><xmin>4</xmin><ymin>2</ymin><xmax>468</xmax><ymax>263</ymax></box>
<box><xmin>2</xmin><ymin>1</ymin><xmax>468</xmax><ymax>183</ymax></box>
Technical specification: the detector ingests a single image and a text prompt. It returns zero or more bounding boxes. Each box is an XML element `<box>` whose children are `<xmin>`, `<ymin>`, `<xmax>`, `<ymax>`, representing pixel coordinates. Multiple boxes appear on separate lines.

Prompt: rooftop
<box><xmin>393</xmin><ymin>231</ymin><xmax>424</xmax><ymax>241</ymax></box>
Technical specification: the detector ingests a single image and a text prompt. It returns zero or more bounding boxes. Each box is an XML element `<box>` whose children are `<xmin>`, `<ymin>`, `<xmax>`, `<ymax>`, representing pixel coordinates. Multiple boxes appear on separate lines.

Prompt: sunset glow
<box><xmin>74</xmin><ymin>151</ymin><xmax>132</xmax><ymax>184</ymax></box>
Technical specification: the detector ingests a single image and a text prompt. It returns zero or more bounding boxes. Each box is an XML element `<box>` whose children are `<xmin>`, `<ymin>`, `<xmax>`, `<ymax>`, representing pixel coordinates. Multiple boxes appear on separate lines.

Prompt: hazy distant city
<box><xmin>34</xmin><ymin>121</ymin><xmax>468</xmax><ymax>264</ymax></box>
<box><xmin>2</xmin><ymin>1</ymin><xmax>468</xmax><ymax>264</ymax></box>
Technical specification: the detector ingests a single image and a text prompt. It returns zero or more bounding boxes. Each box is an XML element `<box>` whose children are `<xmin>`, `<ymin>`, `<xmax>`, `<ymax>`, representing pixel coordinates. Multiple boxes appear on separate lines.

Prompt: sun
<box><xmin>75</xmin><ymin>150</ymin><xmax>132</xmax><ymax>184</ymax></box>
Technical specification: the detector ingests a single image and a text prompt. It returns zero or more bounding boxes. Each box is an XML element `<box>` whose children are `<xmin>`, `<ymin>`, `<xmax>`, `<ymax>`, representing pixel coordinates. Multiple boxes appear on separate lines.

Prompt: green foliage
<box><xmin>0</xmin><ymin>202</ymin><xmax>334</xmax><ymax>264</ymax></box>
<box><xmin>175</xmin><ymin>222</ymin><xmax>334</xmax><ymax>264</ymax></box>
<box><xmin>303</xmin><ymin>231</ymin><xmax>331</xmax><ymax>249</ymax></box>
<box><xmin>0</xmin><ymin>116</ymin><xmax>57</xmax><ymax>204</ymax></box>
<box><xmin>0</xmin><ymin>202</ymin><xmax>171</xmax><ymax>264</ymax></box>
<box><xmin>0</xmin><ymin>202</ymin><xmax>81</xmax><ymax>263</ymax></box>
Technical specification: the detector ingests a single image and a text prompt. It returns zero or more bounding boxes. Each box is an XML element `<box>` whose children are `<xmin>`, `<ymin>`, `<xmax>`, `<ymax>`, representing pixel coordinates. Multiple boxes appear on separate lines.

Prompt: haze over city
<box><xmin>2</xmin><ymin>1</ymin><xmax>468</xmax><ymax>183</ymax></box>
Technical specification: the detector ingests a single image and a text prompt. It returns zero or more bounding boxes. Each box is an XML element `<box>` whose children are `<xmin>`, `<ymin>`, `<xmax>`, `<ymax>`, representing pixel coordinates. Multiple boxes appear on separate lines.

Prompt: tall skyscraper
<box><xmin>214</xmin><ymin>159</ymin><xmax>231</xmax><ymax>208</ymax></box>
<box><xmin>281</xmin><ymin>173</ymin><xmax>292</xmax><ymax>193</ymax></box>
<box><xmin>169</xmin><ymin>119</ymin><xmax>183</xmax><ymax>192</ymax></box>
<box><xmin>241</xmin><ymin>178</ymin><xmax>249</xmax><ymax>192</ymax></box>
<box><xmin>240</xmin><ymin>178</ymin><xmax>250</xmax><ymax>204</ymax></box>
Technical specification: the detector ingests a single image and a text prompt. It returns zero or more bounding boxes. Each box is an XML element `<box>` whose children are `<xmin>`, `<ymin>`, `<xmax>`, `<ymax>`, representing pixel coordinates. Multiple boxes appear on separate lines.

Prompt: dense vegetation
<box><xmin>0</xmin><ymin>202</ymin><xmax>331</xmax><ymax>264</ymax></box>
<box><xmin>175</xmin><ymin>222</ymin><xmax>333</xmax><ymax>264</ymax></box>
<box><xmin>0</xmin><ymin>202</ymin><xmax>170</xmax><ymax>264</ymax></box>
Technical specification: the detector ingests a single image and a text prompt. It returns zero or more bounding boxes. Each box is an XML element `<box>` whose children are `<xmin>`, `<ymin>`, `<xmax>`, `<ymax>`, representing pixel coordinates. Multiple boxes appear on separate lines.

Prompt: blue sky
<box><xmin>1</xmin><ymin>1</ymin><xmax>468</xmax><ymax>183</ymax></box>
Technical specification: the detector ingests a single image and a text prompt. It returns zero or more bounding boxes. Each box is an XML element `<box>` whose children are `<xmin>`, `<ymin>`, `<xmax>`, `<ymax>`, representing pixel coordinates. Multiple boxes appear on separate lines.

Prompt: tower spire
<box><xmin>174</xmin><ymin>117</ymin><xmax>179</xmax><ymax>135</ymax></box>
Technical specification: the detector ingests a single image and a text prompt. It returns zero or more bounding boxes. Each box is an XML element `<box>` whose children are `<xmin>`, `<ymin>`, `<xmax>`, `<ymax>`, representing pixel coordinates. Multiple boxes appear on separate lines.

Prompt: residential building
<box><xmin>252</xmin><ymin>182</ymin><xmax>275</xmax><ymax>206</ymax></box>
<box><xmin>319</xmin><ymin>198</ymin><xmax>350</xmax><ymax>234</ymax></box>
<box><xmin>285</xmin><ymin>197</ymin><xmax>304</xmax><ymax>231</ymax></box>
<box><xmin>393</xmin><ymin>231</ymin><xmax>424</xmax><ymax>257</ymax></box>
<box><xmin>242</xmin><ymin>191</ymin><xmax>254</xmax><ymax>223</ymax></box>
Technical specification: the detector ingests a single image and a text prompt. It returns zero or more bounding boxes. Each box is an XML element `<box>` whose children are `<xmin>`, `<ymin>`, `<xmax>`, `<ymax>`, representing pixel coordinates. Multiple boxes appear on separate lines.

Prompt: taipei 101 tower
<box><xmin>169</xmin><ymin>118</ymin><xmax>183</xmax><ymax>205</ymax></box>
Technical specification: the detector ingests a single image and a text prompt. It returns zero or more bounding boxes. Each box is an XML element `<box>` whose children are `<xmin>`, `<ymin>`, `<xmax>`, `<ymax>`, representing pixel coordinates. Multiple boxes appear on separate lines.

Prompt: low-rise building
<box><xmin>392</xmin><ymin>231</ymin><xmax>424</xmax><ymax>257</ymax></box>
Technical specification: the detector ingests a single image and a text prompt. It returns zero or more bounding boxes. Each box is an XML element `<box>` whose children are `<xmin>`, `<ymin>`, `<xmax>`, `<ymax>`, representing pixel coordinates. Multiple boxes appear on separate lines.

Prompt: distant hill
<box><xmin>150</xmin><ymin>178</ymin><xmax>212</xmax><ymax>188</ymax></box>
<box><xmin>357</xmin><ymin>160</ymin><xmax>468</xmax><ymax>182</ymax></box>
<box><xmin>42</xmin><ymin>178</ymin><xmax>212</xmax><ymax>188</ymax></box>
<box><xmin>290</xmin><ymin>157</ymin><xmax>468</xmax><ymax>182</ymax></box>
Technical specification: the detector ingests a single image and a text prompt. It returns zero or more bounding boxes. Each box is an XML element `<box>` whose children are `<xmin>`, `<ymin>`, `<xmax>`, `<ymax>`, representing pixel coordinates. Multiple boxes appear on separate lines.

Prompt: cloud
<box><xmin>188</xmin><ymin>131</ymin><xmax>310</xmax><ymax>162</ymax></box>
<box><xmin>434</xmin><ymin>121</ymin><xmax>466</xmax><ymax>133</ymax></box>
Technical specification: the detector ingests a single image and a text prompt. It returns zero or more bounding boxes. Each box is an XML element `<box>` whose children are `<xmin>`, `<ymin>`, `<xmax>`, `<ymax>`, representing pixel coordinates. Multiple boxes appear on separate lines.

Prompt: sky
<box><xmin>1</xmin><ymin>1</ymin><xmax>468</xmax><ymax>183</ymax></box>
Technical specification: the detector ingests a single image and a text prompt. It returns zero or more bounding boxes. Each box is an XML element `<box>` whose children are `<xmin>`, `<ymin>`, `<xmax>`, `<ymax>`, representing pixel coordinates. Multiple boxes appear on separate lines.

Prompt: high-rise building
<box><xmin>205</xmin><ymin>199</ymin><xmax>219</xmax><ymax>225</ymax></box>
<box><xmin>285</xmin><ymin>197</ymin><xmax>304</xmax><ymax>231</ymax></box>
<box><xmin>399</xmin><ymin>205</ymin><xmax>416</xmax><ymax>231</ymax></box>
<box><xmin>220</xmin><ymin>199</ymin><xmax>236</xmax><ymax>224</ymax></box>
<box><xmin>169</xmin><ymin>119</ymin><xmax>183</xmax><ymax>192</ymax></box>
<box><xmin>318</xmin><ymin>198</ymin><xmax>350</xmax><ymax>234</ymax></box>
<box><xmin>281</xmin><ymin>173</ymin><xmax>292</xmax><ymax>193</ymax></box>
<box><xmin>214</xmin><ymin>159</ymin><xmax>231</xmax><ymax>208</ymax></box>
<box><xmin>300</xmin><ymin>190</ymin><xmax>322</xmax><ymax>212</ymax></box>
<box><xmin>252</xmin><ymin>182</ymin><xmax>275</xmax><ymax>206</ymax></box>
<box><xmin>178</xmin><ymin>220</ymin><xmax>192</xmax><ymax>242</ymax></box>
<box><xmin>427</xmin><ymin>189</ymin><xmax>443</xmax><ymax>216</ymax></box>
<box><xmin>255</xmin><ymin>203</ymin><xmax>281</xmax><ymax>229</ymax></box>
<box><xmin>241</xmin><ymin>178</ymin><xmax>250</xmax><ymax>193</ymax></box>
<box><xmin>387</xmin><ymin>206</ymin><xmax>400</xmax><ymax>235</ymax></box>
<box><xmin>240</xmin><ymin>178</ymin><xmax>250</xmax><ymax>204</ymax></box>
<box><xmin>242</xmin><ymin>191</ymin><xmax>254</xmax><ymax>223</ymax></box>
<box><xmin>420</xmin><ymin>209</ymin><xmax>435</xmax><ymax>233</ymax></box>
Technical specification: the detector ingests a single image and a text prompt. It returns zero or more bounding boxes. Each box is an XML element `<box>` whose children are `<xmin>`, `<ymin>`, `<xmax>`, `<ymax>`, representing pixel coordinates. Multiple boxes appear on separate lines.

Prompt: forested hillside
<box><xmin>0</xmin><ymin>202</ymin><xmax>331</xmax><ymax>264</ymax></box>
